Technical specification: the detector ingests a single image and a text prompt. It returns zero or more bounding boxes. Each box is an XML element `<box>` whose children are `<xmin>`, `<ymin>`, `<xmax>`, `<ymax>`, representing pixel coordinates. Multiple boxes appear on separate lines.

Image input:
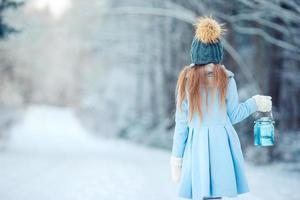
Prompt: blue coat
<box><xmin>171</xmin><ymin>70</ymin><xmax>257</xmax><ymax>199</ymax></box>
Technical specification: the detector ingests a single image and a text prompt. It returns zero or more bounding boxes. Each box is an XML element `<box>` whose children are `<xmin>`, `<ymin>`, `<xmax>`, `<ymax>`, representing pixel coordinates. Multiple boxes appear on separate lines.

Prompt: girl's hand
<box><xmin>252</xmin><ymin>95</ymin><xmax>272</xmax><ymax>112</ymax></box>
<box><xmin>170</xmin><ymin>156</ymin><xmax>182</xmax><ymax>183</ymax></box>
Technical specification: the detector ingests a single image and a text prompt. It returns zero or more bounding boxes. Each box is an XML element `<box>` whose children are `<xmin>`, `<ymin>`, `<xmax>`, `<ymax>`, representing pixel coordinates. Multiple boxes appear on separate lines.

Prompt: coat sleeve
<box><xmin>226</xmin><ymin>77</ymin><xmax>257</xmax><ymax>125</ymax></box>
<box><xmin>171</xmin><ymin>99</ymin><xmax>189</xmax><ymax>158</ymax></box>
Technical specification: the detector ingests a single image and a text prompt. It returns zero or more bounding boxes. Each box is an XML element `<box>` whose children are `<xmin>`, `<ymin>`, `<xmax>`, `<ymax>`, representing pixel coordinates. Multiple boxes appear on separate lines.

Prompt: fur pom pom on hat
<box><xmin>190</xmin><ymin>16</ymin><xmax>225</xmax><ymax>65</ymax></box>
<box><xmin>195</xmin><ymin>16</ymin><xmax>225</xmax><ymax>44</ymax></box>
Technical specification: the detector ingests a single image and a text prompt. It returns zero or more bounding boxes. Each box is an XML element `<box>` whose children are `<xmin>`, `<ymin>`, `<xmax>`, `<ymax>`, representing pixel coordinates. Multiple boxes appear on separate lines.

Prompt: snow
<box><xmin>0</xmin><ymin>105</ymin><xmax>299</xmax><ymax>200</ymax></box>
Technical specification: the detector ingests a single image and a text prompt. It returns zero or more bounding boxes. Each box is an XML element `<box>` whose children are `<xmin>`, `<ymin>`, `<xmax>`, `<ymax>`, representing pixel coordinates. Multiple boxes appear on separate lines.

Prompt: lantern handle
<box><xmin>270</xmin><ymin>111</ymin><xmax>273</xmax><ymax>119</ymax></box>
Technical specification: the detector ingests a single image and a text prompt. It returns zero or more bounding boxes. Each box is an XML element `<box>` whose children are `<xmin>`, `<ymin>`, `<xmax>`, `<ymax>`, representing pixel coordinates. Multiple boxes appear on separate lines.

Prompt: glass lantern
<box><xmin>254</xmin><ymin>112</ymin><xmax>275</xmax><ymax>146</ymax></box>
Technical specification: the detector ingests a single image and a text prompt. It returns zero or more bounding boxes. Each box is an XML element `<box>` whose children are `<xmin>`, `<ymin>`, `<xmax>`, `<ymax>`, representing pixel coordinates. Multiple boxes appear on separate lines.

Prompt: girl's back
<box><xmin>177</xmin><ymin>63</ymin><xmax>252</xmax><ymax>128</ymax></box>
<box><xmin>192</xmin><ymin>65</ymin><xmax>228</xmax><ymax>126</ymax></box>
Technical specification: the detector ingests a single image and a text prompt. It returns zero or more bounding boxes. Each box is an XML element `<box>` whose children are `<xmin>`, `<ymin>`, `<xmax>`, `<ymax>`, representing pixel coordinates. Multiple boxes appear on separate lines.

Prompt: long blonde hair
<box><xmin>176</xmin><ymin>64</ymin><xmax>228</xmax><ymax>121</ymax></box>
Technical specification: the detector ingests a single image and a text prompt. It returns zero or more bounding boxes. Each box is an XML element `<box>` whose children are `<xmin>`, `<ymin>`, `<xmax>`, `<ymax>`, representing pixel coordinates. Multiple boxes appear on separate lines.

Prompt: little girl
<box><xmin>170</xmin><ymin>17</ymin><xmax>272</xmax><ymax>200</ymax></box>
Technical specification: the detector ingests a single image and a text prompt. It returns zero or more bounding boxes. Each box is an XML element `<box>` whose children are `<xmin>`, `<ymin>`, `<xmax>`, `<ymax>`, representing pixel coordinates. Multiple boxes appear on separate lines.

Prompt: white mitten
<box><xmin>252</xmin><ymin>95</ymin><xmax>272</xmax><ymax>112</ymax></box>
<box><xmin>170</xmin><ymin>156</ymin><xmax>182</xmax><ymax>183</ymax></box>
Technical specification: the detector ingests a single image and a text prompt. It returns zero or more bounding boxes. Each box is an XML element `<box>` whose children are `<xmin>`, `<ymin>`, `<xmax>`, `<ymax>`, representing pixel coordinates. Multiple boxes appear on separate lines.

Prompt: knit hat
<box><xmin>190</xmin><ymin>16</ymin><xmax>225</xmax><ymax>66</ymax></box>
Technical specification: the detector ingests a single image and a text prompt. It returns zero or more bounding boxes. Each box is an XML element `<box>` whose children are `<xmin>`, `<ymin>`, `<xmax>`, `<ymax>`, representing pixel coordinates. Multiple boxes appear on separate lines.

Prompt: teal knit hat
<box><xmin>190</xmin><ymin>16</ymin><xmax>225</xmax><ymax>66</ymax></box>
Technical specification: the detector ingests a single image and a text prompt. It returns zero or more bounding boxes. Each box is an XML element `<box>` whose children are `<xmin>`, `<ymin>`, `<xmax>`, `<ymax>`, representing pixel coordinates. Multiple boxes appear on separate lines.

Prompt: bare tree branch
<box><xmin>233</xmin><ymin>26</ymin><xmax>299</xmax><ymax>51</ymax></box>
<box><xmin>108</xmin><ymin>6</ymin><xmax>196</xmax><ymax>24</ymax></box>
<box><xmin>257</xmin><ymin>0</ymin><xmax>300</xmax><ymax>22</ymax></box>
<box><xmin>281</xmin><ymin>0</ymin><xmax>300</xmax><ymax>14</ymax></box>
<box><xmin>217</xmin><ymin>12</ymin><xmax>290</xmax><ymax>35</ymax></box>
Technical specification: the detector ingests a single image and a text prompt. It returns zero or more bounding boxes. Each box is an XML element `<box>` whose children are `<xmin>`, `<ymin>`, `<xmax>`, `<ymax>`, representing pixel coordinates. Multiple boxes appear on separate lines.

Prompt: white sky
<box><xmin>29</xmin><ymin>0</ymin><xmax>72</xmax><ymax>20</ymax></box>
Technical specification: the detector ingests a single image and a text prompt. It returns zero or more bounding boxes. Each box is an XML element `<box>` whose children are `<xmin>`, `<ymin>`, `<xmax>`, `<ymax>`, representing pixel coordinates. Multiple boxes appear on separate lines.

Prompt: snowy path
<box><xmin>0</xmin><ymin>105</ymin><xmax>299</xmax><ymax>200</ymax></box>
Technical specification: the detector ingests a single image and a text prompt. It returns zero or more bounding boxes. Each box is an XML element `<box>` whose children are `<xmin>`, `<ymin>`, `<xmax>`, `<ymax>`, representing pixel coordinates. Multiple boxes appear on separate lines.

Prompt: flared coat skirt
<box><xmin>178</xmin><ymin>123</ymin><xmax>249</xmax><ymax>199</ymax></box>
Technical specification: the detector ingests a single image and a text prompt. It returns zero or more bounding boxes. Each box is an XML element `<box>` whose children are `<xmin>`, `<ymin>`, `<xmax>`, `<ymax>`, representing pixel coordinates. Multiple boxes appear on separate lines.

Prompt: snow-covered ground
<box><xmin>0</xmin><ymin>105</ymin><xmax>299</xmax><ymax>200</ymax></box>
